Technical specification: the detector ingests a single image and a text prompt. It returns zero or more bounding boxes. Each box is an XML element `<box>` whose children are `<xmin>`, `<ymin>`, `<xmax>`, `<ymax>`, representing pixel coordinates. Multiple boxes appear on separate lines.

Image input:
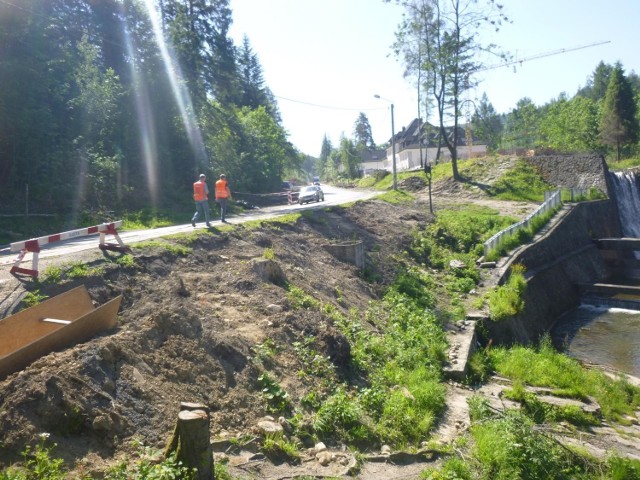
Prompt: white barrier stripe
<box><xmin>10</xmin><ymin>221</ymin><xmax>123</xmax><ymax>253</ymax></box>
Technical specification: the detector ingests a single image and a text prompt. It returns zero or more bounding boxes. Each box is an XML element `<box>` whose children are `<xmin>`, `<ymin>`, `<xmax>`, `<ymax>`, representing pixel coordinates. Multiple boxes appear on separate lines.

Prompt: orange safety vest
<box><xmin>193</xmin><ymin>181</ymin><xmax>207</xmax><ymax>201</ymax></box>
<box><xmin>215</xmin><ymin>179</ymin><xmax>230</xmax><ymax>199</ymax></box>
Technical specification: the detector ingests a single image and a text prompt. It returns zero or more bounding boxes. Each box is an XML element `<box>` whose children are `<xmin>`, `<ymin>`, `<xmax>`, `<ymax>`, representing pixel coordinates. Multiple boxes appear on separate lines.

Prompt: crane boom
<box><xmin>478</xmin><ymin>40</ymin><xmax>611</xmax><ymax>72</ymax></box>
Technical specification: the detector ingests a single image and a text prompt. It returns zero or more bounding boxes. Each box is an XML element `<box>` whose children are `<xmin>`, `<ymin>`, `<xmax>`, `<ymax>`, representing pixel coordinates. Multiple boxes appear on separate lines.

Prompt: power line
<box><xmin>274</xmin><ymin>94</ymin><xmax>385</xmax><ymax>112</ymax></box>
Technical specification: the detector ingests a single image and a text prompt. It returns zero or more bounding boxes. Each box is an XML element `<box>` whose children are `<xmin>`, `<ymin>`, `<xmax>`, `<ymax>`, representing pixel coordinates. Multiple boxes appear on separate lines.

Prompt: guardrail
<box><xmin>9</xmin><ymin>221</ymin><xmax>128</xmax><ymax>278</ymax></box>
<box><xmin>483</xmin><ymin>190</ymin><xmax>562</xmax><ymax>258</ymax></box>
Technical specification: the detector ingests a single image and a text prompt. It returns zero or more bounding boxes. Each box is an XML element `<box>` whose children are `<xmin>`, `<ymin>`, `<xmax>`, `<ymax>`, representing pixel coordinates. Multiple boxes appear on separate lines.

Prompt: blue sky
<box><xmin>228</xmin><ymin>0</ymin><xmax>639</xmax><ymax>157</ymax></box>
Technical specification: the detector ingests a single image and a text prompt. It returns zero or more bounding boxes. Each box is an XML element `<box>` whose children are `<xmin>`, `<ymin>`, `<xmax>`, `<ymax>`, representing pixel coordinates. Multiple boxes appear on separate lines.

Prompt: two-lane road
<box><xmin>0</xmin><ymin>185</ymin><xmax>378</xmax><ymax>266</ymax></box>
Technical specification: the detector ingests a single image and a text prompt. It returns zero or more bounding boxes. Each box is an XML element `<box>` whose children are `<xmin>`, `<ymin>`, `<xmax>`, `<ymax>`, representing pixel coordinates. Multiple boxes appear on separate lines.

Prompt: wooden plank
<box><xmin>0</xmin><ymin>288</ymin><xmax>121</xmax><ymax>380</ymax></box>
<box><xmin>0</xmin><ymin>286</ymin><xmax>93</xmax><ymax>357</ymax></box>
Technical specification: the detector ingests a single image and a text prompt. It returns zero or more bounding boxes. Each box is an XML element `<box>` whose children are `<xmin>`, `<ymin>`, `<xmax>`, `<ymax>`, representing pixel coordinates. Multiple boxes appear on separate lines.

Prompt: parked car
<box><xmin>298</xmin><ymin>185</ymin><xmax>324</xmax><ymax>204</ymax></box>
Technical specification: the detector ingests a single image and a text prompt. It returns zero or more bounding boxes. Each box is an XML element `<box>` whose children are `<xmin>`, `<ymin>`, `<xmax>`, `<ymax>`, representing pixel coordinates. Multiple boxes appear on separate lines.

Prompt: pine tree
<box><xmin>599</xmin><ymin>64</ymin><xmax>639</xmax><ymax>161</ymax></box>
<box><xmin>353</xmin><ymin>112</ymin><xmax>375</xmax><ymax>150</ymax></box>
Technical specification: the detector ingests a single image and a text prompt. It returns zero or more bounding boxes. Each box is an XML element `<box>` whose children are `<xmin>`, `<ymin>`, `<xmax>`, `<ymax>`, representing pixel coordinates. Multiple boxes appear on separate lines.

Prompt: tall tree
<box><xmin>236</xmin><ymin>35</ymin><xmax>279</xmax><ymax>120</ymax></box>
<box><xmin>539</xmin><ymin>96</ymin><xmax>599</xmax><ymax>153</ymax></box>
<box><xmin>338</xmin><ymin>135</ymin><xmax>360</xmax><ymax>179</ymax></box>
<box><xmin>577</xmin><ymin>61</ymin><xmax>613</xmax><ymax>102</ymax></box>
<box><xmin>471</xmin><ymin>93</ymin><xmax>503</xmax><ymax>152</ymax></box>
<box><xmin>390</xmin><ymin>0</ymin><xmax>509</xmax><ymax>180</ymax></box>
<box><xmin>599</xmin><ymin>64</ymin><xmax>639</xmax><ymax>161</ymax></box>
<box><xmin>316</xmin><ymin>135</ymin><xmax>333</xmax><ymax>179</ymax></box>
<box><xmin>353</xmin><ymin>113</ymin><xmax>375</xmax><ymax>151</ymax></box>
<box><xmin>501</xmin><ymin>98</ymin><xmax>541</xmax><ymax>152</ymax></box>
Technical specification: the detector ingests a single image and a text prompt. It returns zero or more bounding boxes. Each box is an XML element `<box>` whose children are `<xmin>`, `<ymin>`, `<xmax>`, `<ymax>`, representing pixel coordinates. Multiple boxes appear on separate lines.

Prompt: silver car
<box><xmin>298</xmin><ymin>185</ymin><xmax>324</xmax><ymax>204</ymax></box>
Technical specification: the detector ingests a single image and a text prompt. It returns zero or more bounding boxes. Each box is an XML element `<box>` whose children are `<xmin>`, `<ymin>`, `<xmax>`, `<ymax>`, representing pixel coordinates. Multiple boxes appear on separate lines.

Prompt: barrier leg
<box><xmin>98</xmin><ymin>224</ymin><xmax>130</xmax><ymax>253</ymax></box>
<box><xmin>10</xmin><ymin>243</ymin><xmax>40</xmax><ymax>278</ymax></box>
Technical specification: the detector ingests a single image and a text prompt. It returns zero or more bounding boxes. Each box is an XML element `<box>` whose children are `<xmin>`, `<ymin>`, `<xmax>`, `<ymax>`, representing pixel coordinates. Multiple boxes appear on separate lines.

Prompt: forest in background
<box><xmin>0</xmin><ymin>0</ymin><xmax>306</xmax><ymax>218</ymax></box>
<box><xmin>1</xmin><ymin>0</ymin><xmax>639</xmax><ymax>222</ymax></box>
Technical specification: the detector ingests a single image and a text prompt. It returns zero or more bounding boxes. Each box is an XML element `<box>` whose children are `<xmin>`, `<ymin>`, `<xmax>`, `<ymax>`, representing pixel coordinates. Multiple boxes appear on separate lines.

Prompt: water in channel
<box><xmin>552</xmin><ymin>305</ymin><xmax>640</xmax><ymax>377</ymax></box>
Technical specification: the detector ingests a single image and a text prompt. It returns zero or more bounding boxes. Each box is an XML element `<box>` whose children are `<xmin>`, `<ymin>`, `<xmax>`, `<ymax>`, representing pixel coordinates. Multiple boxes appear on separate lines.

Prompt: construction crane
<box><xmin>464</xmin><ymin>40</ymin><xmax>611</xmax><ymax>156</ymax></box>
<box><xmin>477</xmin><ymin>40</ymin><xmax>611</xmax><ymax>73</ymax></box>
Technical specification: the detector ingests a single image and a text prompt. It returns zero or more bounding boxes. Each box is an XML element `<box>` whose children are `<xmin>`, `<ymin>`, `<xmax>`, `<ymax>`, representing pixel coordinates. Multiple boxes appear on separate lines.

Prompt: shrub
<box><xmin>488</xmin><ymin>264</ymin><xmax>526</xmax><ymax>321</ymax></box>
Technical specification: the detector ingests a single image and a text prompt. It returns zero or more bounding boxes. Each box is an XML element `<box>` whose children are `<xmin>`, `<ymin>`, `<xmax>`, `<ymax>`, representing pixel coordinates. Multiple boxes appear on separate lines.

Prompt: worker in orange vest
<box><xmin>191</xmin><ymin>174</ymin><xmax>211</xmax><ymax>227</ymax></box>
<box><xmin>215</xmin><ymin>174</ymin><xmax>232</xmax><ymax>223</ymax></box>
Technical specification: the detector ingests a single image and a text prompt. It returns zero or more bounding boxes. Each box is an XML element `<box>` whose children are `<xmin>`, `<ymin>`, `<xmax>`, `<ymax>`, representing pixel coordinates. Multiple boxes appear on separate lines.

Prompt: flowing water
<box><xmin>551</xmin><ymin>170</ymin><xmax>640</xmax><ymax>378</ymax></box>
<box><xmin>552</xmin><ymin>305</ymin><xmax>640</xmax><ymax>377</ymax></box>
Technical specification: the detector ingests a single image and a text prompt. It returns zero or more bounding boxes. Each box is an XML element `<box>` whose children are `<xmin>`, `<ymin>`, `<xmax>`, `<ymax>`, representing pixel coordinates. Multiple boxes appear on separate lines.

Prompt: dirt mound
<box><xmin>0</xmin><ymin>200</ymin><xmax>433</xmax><ymax>476</ymax></box>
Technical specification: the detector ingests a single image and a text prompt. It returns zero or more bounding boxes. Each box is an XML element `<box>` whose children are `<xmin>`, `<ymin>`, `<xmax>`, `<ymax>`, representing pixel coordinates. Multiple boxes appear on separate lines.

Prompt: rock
<box><xmin>381</xmin><ymin>445</ymin><xmax>391</xmax><ymax>455</ymax></box>
<box><xmin>92</xmin><ymin>415</ymin><xmax>112</xmax><ymax>431</ymax></box>
<box><xmin>251</xmin><ymin>258</ymin><xmax>287</xmax><ymax>285</ymax></box>
<box><xmin>266</xmin><ymin>304</ymin><xmax>283</xmax><ymax>313</ymax></box>
<box><xmin>255</xmin><ymin>420</ymin><xmax>283</xmax><ymax>435</ymax></box>
<box><xmin>311</xmin><ymin>442</ymin><xmax>327</xmax><ymax>455</ymax></box>
<box><xmin>316</xmin><ymin>451</ymin><xmax>333</xmax><ymax>465</ymax></box>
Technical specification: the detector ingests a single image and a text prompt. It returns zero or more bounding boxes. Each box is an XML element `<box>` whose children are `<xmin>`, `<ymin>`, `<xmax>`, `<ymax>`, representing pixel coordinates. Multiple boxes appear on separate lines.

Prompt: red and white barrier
<box><xmin>10</xmin><ymin>221</ymin><xmax>129</xmax><ymax>278</ymax></box>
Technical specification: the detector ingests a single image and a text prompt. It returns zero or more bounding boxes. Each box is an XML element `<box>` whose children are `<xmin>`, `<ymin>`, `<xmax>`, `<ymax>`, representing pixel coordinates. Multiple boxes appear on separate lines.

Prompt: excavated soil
<box><xmin>1</xmin><ymin>160</ymin><xmax>638</xmax><ymax>478</ymax></box>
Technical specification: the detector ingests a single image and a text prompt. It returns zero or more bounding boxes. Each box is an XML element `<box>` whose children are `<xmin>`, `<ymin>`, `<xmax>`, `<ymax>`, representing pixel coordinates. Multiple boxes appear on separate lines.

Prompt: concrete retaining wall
<box><xmin>483</xmin><ymin>199</ymin><xmax>623</xmax><ymax>345</ymax></box>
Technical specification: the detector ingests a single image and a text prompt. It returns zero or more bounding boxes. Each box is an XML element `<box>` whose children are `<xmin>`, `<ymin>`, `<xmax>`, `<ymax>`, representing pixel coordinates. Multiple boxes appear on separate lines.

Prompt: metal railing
<box><xmin>483</xmin><ymin>190</ymin><xmax>562</xmax><ymax>258</ymax></box>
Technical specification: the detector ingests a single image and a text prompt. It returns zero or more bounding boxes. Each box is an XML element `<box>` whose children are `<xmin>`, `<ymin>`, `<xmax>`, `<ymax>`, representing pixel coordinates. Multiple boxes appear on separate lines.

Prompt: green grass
<box><xmin>488</xmin><ymin>264</ymin><xmax>526</xmax><ymax>321</ymax></box>
<box><xmin>606</xmin><ymin>157</ymin><xmax>640</xmax><ymax>171</ymax></box>
<box><xmin>0</xmin><ymin>437</ymin><xmax>199</xmax><ymax>480</ymax></box>
<box><xmin>409</xmin><ymin>204</ymin><xmax>516</xmax><ymax>269</ymax></box>
<box><xmin>377</xmin><ymin>189</ymin><xmax>414</xmax><ymax>205</ymax></box>
<box><xmin>484</xmin><ymin>207</ymin><xmax>559</xmax><ymax>262</ymax></box>
<box><xmin>131</xmin><ymin>240</ymin><xmax>192</xmax><ymax>256</ymax></box>
<box><xmin>487</xmin><ymin>159</ymin><xmax>553</xmax><ymax>201</ymax></box>
<box><xmin>261</xmin><ymin>432</ymin><xmax>300</xmax><ymax>463</ymax></box>
<box><xmin>489</xmin><ymin>337</ymin><xmax>640</xmax><ymax>422</ymax></box>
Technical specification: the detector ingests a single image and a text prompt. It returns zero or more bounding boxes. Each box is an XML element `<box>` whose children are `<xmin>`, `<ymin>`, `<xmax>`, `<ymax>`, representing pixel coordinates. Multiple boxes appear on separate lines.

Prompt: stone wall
<box><xmin>526</xmin><ymin>155</ymin><xmax>610</xmax><ymax>195</ymax></box>
<box><xmin>483</xmin><ymin>200</ymin><xmax>622</xmax><ymax>345</ymax></box>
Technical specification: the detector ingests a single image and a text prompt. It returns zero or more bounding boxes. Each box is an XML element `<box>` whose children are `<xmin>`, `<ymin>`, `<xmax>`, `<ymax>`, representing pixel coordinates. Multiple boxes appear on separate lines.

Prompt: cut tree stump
<box><xmin>165</xmin><ymin>402</ymin><xmax>213</xmax><ymax>480</ymax></box>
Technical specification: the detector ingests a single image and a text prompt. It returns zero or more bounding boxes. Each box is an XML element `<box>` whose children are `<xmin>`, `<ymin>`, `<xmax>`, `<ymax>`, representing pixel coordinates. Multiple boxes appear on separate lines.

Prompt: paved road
<box><xmin>0</xmin><ymin>185</ymin><xmax>378</xmax><ymax>267</ymax></box>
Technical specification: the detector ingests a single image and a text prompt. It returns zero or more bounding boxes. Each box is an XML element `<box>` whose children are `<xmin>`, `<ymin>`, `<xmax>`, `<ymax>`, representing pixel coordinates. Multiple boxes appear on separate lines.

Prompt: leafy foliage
<box><xmin>488</xmin><ymin>264</ymin><xmax>526</xmax><ymax>321</ymax></box>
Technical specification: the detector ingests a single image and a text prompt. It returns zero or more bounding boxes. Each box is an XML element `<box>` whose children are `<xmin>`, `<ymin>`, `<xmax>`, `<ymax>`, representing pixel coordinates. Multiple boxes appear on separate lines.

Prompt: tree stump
<box><xmin>165</xmin><ymin>403</ymin><xmax>213</xmax><ymax>480</ymax></box>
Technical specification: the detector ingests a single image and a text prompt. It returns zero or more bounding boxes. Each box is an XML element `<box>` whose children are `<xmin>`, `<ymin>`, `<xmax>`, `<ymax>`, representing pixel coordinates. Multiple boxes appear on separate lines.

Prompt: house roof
<box><xmin>382</xmin><ymin>118</ymin><xmax>485</xmax><ymax>149</ymax></box>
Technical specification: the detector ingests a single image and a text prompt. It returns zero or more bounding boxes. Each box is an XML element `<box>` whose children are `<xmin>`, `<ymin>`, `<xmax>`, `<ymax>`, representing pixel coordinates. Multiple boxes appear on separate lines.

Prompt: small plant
<box><xmin>314</xmin><ymin>388</ymin><xmax>367</xmax><ymax>444</ymax></box>
<box><xmin>115</xmin><ymin>254</ymin><xmax>138</xmax><ymax>268</ymax></box>
<box><xmin>103</xmin><ymin>441</ymin><xmax>196</xmax><ymax>479</ymax></box>
<box><xmin>21</xmin><ymin>290</ymin><xmax>49</xmax><ymax>308</ymax></box>
<box><xmin>66</xmin><ymin>261</ymin><xmax>103</xmax><ymax>279</ymax></box>
<box><xmin>252</xmin><ymin>338</ymin><xmax>281</xmax><ymax>364</ymax></box>
<box><xmin>41</xmin><ymin>265</ymin><xmax>63</xmax><ymax>284</ymax></box>
<box><xmin>261</xmin><ymin>432</ymin><xmax>300</xmax><ymax>464</ymax></box>
<box><xmin>22</xmin><ymin>433</ymin><xmax>65</xmax><ymax>479</ymax></box>
<box><xmin>258</xmin><ymin>373</ymin><xmax>290</xmax><ymax>413</ymax></box>
<box><xmin>263</xmin><ymin>247</ymin><xmax>276</xmax><ymax>260</ymax></box>
<box><xmin>293</xmin><ymin>336</ymin><xmax>336</xmax><ymax>381</ymax></box>
<box><xmin>287</xmin><ymin>285</ymin><xmax>320</xmax><ymax>310</ymax></box>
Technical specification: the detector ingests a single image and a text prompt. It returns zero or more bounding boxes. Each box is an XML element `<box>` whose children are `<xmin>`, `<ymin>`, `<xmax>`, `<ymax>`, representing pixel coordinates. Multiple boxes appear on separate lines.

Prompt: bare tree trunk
<box><xmin>165</xmin><ymin>402</ymin><xmax>213</xmax><ymax>480</ymax></box>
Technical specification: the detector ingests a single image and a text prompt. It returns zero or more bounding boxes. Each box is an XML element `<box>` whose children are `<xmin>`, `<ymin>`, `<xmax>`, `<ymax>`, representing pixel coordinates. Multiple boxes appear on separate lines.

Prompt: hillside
<box><xmin>1</xmin><ymin>157</ymin><xmax>639</xmax><ymax>479</ymax></box>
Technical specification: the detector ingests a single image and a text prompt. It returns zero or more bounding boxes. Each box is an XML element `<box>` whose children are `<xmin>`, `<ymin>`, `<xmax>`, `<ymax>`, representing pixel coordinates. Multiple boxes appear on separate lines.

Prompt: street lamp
<box><xmin>374</xmin><ymin>94</ymin><xmax>397</xmax><ymax>190</ymax></box>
